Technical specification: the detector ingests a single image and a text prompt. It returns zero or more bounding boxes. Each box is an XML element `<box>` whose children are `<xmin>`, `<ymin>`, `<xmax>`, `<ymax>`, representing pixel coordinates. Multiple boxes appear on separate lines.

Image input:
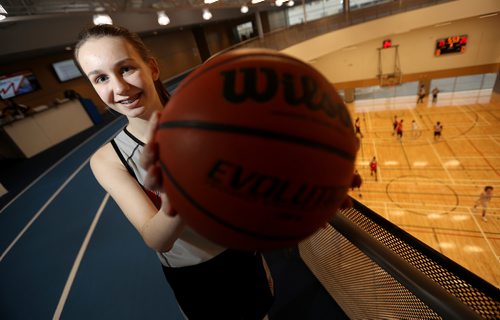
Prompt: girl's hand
<box><xmin>340</xmin><ymin>173</ymin><xmax>363</xmax><ymax>210</ymax></box>
<box><xmin>141</xmin><ymin>112</ymin><xmax>177</xmax><ymax>217</ymax></box>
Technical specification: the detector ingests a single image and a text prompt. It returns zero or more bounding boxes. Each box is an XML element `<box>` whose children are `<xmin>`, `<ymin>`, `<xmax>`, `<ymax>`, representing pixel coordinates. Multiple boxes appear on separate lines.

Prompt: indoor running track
<box><xmin>0</xmin><ymin>117</ymin><xmax>185</xmax><ymax>320</ymax></box>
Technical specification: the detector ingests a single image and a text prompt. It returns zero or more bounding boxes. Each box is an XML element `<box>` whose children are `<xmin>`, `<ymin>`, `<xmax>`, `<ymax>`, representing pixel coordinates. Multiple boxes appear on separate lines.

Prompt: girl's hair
<box><xmin>74</xmin><ymin>24</ymin><xmax>170</xmax><ymax>105</ymax></box>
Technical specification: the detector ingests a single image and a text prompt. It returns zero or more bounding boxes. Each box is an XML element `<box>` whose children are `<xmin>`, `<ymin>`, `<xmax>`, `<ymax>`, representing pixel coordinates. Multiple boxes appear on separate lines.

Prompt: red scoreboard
<box><xmin>435</xmin><ymin>35</ymin><xmax>468</xmax><ymax>56</ymax></box>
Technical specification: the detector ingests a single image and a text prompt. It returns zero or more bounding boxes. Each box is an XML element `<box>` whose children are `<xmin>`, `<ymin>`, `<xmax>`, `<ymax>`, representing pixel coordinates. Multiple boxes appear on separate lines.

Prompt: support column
<box><xmin>192</xmin><ymin>26</ymin><xmax>211</xmax><ymax>62</ymax></box>
<box><xmin>493</xmin><ymin>71</ymin><xmax>500</xmax><ymax>95</ymax></box>
<box><xmin>255</xmin><ymin>11</ymin><xmax>264</xmax><ymax>39</ymax></box>
<box><xmin>344</xmin><ymin>88</ymin><xmax>355</xmax><ymax>103</ymax></box>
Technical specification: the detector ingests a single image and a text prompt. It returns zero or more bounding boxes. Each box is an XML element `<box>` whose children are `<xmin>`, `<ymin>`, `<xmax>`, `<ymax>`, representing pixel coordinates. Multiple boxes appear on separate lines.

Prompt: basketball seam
<box><xmin>159</xmin><ymin>121</ymin><xmax>354</xmax><ymax>161</ymax></box>
<box><xmin>158</xmin><ymin>160</ymin><xmax>311</xmax><ymax>241</ymax></box>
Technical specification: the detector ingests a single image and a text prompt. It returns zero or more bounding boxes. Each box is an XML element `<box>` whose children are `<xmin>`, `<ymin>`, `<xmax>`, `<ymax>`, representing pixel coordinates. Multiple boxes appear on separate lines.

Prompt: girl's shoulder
<box><xmin>90</xmin><ymin>142</ymin><xmax>124</xmax><ymax>176</ymax></box>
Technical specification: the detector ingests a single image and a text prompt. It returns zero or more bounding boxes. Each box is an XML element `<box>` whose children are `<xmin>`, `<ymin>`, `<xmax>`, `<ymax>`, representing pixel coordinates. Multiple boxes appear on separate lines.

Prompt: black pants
<box><xmin>162</xmin><ymin>250</ymin><xmax>274</xmax><ymax>320</ymax></box>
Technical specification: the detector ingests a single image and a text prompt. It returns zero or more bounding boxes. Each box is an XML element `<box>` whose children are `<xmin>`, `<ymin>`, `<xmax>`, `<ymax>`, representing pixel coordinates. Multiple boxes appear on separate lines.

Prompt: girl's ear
<box><xmin>149</xmin><ymin>58</ymin><xmax>160</xmax><ymax>81</ymax></box>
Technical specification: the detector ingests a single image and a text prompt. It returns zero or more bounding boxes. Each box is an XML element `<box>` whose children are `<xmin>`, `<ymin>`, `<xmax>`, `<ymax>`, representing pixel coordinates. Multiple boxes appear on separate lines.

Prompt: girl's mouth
<box><xmin>117</xmin><ymin>93</ymin><xmax>141</xmax><ymax>105</ymax></box>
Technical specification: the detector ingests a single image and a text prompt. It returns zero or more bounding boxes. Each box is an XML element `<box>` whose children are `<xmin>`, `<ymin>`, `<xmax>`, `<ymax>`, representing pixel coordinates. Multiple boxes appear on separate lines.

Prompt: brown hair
<box><xmin>74</xmin><ymin>24</ymin><xmax>170</xmax><ymax>105</ymax></box>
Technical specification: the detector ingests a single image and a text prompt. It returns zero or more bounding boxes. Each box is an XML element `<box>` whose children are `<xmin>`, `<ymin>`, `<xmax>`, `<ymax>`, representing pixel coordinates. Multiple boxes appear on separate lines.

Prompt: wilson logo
<box><xmin>220</xmin><ymin>67</ymin><xmax>352</xmax><ymax>128</ymax></box>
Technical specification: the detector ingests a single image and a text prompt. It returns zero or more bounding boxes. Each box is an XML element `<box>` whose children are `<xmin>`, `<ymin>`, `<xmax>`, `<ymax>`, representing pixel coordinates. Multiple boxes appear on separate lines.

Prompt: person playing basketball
<box><xmin>370</xmin><ymin>156</ymin><xmax>378</xmax><ymax>181</ymax></box>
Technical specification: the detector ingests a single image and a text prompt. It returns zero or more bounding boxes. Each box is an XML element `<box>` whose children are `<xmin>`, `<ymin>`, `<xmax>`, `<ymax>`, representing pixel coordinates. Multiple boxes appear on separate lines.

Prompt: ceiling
<box><xmin>0</xmin><ymin>0</ymin><xmax>292</xmax><ymax>62</ymax></box>
<box><xmin>1</xmin><ymin>0</ymin><xmax>279</xmax><ymax>20</ymax></box>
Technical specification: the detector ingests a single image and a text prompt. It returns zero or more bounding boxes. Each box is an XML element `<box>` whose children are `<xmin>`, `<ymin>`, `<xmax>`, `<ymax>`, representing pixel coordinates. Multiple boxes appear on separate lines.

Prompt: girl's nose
<box><xmin>113</xmin><ymin>77</ymin><xmax>130</xmax><ymax>95</ymax></box>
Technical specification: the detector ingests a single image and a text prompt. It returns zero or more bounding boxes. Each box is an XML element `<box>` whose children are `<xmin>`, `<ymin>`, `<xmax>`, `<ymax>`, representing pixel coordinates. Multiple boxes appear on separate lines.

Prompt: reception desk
<box><xmin>1</xmin><ymin>99</ymin><xmax>94</xmax><ymax>158</ymax></box>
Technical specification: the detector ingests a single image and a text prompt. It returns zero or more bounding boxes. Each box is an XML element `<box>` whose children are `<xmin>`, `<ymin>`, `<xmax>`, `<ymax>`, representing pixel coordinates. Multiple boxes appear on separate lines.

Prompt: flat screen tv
<box><xmin>0</xmin><ymin>70</ymin><xmax>41</xmax><ymax>99</ymax></box>
<box><xmin>52</xmin><ymin>59</ymin><xmax>83</xmax><ymax>82</ymax></box>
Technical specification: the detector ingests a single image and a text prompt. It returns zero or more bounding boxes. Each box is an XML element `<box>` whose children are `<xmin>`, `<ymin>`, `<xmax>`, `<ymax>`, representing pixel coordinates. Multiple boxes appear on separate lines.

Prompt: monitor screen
<box><xmin>52</xmin><ymin>59</ymin><xmax>83</xmax><ymax>82</ymax></box>
<box><xmin>0</xmin><ymin>70</ymin><xmax>41</xmax><ymax>99</ymax></box>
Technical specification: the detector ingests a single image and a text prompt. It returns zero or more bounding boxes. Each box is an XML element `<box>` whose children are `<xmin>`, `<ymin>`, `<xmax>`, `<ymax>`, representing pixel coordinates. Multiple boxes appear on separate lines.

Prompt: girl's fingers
<box><xmin>140</xmin><ymin>112</ymin><xmax>161</xmax><ymax>169</ymax></box>
<box><xmin>144</xmin><ymin>164</ymin><xmax>162</xmax><ymax>191</ymax></box>
<box><xmin>160</xmin><ymin>192</ymin><xmax>178</xmax><ymax>217</ymax></box>
<box><xmin>145</xmin><ymin>111</ymin><xmax>160</xmax><ymax>142</ymax></box>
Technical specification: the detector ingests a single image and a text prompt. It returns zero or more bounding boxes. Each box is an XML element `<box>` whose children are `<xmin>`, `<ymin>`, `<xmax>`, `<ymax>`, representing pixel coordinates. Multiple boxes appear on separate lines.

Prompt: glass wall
<box><xmin>429</xmin><ymin>73</ymin><xmax>497</xmax><ymax>106</ymax></box>
<box><xmin>430</xmin><ymin>73</ymin><xmax>497</xmax><ymax>93</ymax></box>
<box><xmin>349</xmin><ymin>0</ymin><xmax>392</xmax><ymax>10</ymax></box>
<box><xmin>354</xmin><ymin>81</ymin><xmax>418</xmax><ymax>100</ymax></box>
<box><xmin>352</xmin><ymin>73</ymin><xmax>497</xmax><ymax>102</ymax></box>
<box><xmin>287</xmin><ymin>0</ymin><xmax>343</xmax><ymax>26</ymax></box>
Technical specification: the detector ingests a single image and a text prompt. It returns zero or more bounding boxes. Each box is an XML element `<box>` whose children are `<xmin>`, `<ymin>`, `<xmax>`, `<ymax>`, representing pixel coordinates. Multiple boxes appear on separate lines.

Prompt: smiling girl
<box><xmin>75</xmin><ymin>24</ymin><xmax>273</xmax><ymax>319</ymax></box>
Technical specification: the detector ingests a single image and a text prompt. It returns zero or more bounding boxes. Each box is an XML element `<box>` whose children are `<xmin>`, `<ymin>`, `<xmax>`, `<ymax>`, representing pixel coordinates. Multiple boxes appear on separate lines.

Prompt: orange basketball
<box><xmin>156</xmin><ymin>48</ymin><xmax>358</xmax><ymax>250</ymax></box>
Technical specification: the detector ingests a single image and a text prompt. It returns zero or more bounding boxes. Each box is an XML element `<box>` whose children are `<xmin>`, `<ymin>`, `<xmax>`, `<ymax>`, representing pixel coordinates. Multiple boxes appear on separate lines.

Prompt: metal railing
<box><xmin>298</xmin><ymin>199</ymin><xmax>499</xmax><ymax>319</ymax></box>
<box><xmin>235</xmin><ymin>0</ymin><xmax>453</xmax><ymax>52</ymax></box>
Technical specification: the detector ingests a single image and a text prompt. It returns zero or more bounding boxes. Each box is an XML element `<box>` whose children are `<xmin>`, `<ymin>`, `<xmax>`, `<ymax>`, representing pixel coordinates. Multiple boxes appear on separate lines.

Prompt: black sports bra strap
<box><xmin>110</xmin><ymin>139</ymin><xmax>138</xmax><ymax>181</ymax></box>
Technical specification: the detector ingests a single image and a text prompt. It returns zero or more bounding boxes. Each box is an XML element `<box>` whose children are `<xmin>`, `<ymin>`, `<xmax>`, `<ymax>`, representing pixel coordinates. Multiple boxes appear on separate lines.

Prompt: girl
<box><xmin>473</xmin><ymin>186</ymin><xmax>494</xmax><ymax>222</ymax></box>
<box><xmin>75</xmin><ymin>24</ymin><xmax>273</xmax><ymax>319</ymax></box>
<box><xmin>370</xmin><ymin>156</ymin><xmax>378</xmax><ymax>181</ymax></box>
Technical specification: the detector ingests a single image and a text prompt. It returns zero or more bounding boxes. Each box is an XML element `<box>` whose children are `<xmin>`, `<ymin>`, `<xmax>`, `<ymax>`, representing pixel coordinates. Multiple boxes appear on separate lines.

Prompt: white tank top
<box><xmin>112</xmin><ymin>127</ymin><xmax>225</xmax><ymax>267</ymax></box>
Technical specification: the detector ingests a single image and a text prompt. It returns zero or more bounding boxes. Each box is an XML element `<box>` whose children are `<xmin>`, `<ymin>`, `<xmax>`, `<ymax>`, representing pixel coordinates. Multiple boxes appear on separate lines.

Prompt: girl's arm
<box><xmin>90</xmin><ymin>144</ymin><xmax>185</xmax><ymax>252</ymax></box>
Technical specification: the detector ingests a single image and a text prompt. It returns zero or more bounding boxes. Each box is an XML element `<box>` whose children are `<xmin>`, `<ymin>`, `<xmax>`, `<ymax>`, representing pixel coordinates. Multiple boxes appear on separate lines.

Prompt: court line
<box><xmin>467</xmin><ymin>207</ymin><xmax>499</xmax><ymax>262</ymax></box>
<box><xmin>0</xmin><ymin>117</ymin><xmax>124</xmax><ymax>215</ymax></box>
<box><xmin>467</xmin><ymin>105</ymin><xmax>491</xmax><ymax>125</ymax></box>
<box><xmin>441</xmin><ymin>155</ymin><xmax>500</xmax><ymax>159</ymax></box>
<box><xmin>364</xmin><ymin>134</ymin><xmax>500</xmax><ymax>142</ymax></box>
<box><xmin>465</xmin><ymin>136</ymin><xmax>500</xmax><ymax>176</ymax></box>
<box><xmin>402</xmin><ymin>226</ymin><xmax>500</xmax><ymax>240</ymax></box>
<box><xmin>426</xmin><ymin>137</ymin><xmax>455</xmax><ymax>184</ymax></box>
<box><xmin>431</xmin><ymin>227</ymin><xmax>443</xmax><ymax>254</ymax></box>
<box><xmin>0</xmin><ymin>159</ymin><xmax>92</xmax><ymax>263</ymax></box>
<box><xmin>459</xmin><ymin>104</ymin><xmax>479</xmax><ymax>123</ymax></box>
<box><xmin>52</xmin><ymin>193</ymin><xmax>110</xmax><ymax>320</ymax></box>
<box><xmin>489</xmin><ymin>135</ymin><xmax>500</xmax><ymax>147</ymax></box>
<box><xmin>398</xmin><ymin>139</ymin><xmax>412</xmax><ymax>171</ymax></box>
<box><xmin>354</xmin><ymin>198</ymin><xmax>499</xmax><ymax>213</ymax></box>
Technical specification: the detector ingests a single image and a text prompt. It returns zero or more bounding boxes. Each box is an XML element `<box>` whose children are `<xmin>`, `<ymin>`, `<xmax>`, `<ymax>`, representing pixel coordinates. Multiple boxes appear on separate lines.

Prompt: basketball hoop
<box><xmin>378</xmin><ymin>72</ymin><xmax>402</xmax><ymax>87</ymax></box>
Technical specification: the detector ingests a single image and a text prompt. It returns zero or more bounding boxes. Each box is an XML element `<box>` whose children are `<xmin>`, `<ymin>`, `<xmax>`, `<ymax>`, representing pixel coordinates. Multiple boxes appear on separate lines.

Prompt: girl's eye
<box><xmin>121</xmin><ymin>66</ymin><xmax>134</xmax><ymax>75</ymax></box>
<box><xmin>94</xmin><ymin>75</ymin><xmax>108</xmax><ymax>84</ymax></box>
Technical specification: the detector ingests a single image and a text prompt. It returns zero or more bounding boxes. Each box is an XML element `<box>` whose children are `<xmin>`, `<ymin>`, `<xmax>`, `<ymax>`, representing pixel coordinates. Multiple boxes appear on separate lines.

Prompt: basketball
<box><xmin>156</xmin><ymin>48</ymin><xmax>358</xmax><ymax>250</ymax></box>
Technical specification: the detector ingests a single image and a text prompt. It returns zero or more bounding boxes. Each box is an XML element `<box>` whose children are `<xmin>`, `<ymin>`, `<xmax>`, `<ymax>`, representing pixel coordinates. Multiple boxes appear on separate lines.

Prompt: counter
<box><xmin>0</xmin><ymin>99</ymin><xmax>93</xmax><ymax>158</ymax></box>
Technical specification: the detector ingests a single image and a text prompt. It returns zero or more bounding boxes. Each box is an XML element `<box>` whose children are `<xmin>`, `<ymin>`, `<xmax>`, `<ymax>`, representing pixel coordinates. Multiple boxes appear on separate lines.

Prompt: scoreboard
<box><xmin>435</xmin><ymin>35</ymin><xmax>468</xmax><ymax>56</ymax></box>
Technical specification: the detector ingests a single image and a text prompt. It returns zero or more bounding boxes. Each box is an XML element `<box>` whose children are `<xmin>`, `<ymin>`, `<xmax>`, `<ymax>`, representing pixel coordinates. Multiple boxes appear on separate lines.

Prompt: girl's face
<box><xmin>77</xmin><ymin>36</ymin><xmax>162</xmax><ymax>119</ymax></box>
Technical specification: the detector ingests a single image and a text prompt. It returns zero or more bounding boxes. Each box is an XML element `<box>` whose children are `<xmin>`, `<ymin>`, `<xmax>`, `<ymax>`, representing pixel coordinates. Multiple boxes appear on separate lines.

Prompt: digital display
<box><xmin>52</xmin><ymin>59</ymin><xmax>83</xmax><ymax>82</ymax></box>
<box><xmin>382</xmin><ymin>39</ymin><xmax>392</xmax><ymax>48</ymax></box>
<box><xmin>0</xmin><ymin>70</ymin><xmax>41</xmax><ymax>99</ymax></box>
<box><xmin>435</xmin><ymin>35</ymin><xmax>467</xmax><ymax>56</ymax></box>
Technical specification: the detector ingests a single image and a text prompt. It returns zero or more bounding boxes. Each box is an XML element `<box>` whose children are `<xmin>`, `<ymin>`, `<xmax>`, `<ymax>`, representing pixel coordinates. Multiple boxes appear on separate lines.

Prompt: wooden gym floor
<box><xmin>346</xmin><ymin>88</ymin><xmax>500</xmax><ymax>287</ymax></box>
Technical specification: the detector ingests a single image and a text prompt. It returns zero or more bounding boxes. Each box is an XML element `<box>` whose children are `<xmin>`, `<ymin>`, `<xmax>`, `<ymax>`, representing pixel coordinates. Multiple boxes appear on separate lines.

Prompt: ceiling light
<box><xmin>0</xmin><ymin>4</ymin><xmax>7</xmax><ymax>21</ymax></box>
<box><xmin>287</xmin><ymin>0</ymin><xmax>295</xmax><ymax>6</ymax></box>
<box><xmin>157</xmin><ymin>11</ymin><xmax>170</xmax><ymax>25</ymax></box>
<box><xmin>204</xmin><ymin>0</ymin><xmax>219</xmax><ymax>3</ymax></box>
<box><xmin>202</xmin><ymin>8</ymin><xmax>212</xmax><ymax>20</ymax></box>
<box><xmin>241</xmin><ymin>5</ymin><xmax>249</xmax><ymax>13</ymax></box>
<box><xmin>93</xmin><ymin>14</ymin><xmax>113</xmax><ymax>25</ymax></box>
<box><xmin>252</xmin><ymin>0</ymin><xmax>265</xmax><ymax>3</ymax></box>
<box><xmin>275</xmin><ymin>0</ymin><xmax>284</xmax><ymax>7</ymax></box>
